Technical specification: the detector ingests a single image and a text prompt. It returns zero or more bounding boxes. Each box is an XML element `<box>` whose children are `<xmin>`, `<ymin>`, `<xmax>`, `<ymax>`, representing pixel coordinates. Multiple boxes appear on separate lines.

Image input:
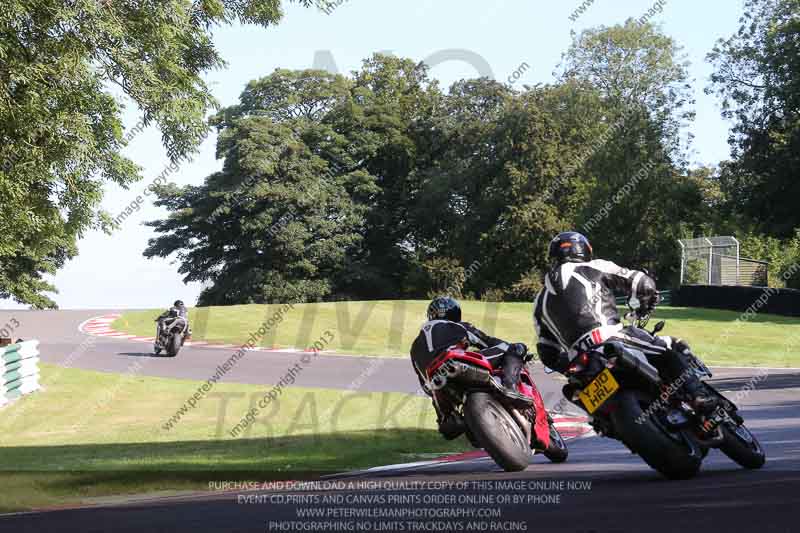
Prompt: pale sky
<box><xmin>2</xmin><ymin>0</ymin><xmax>746</xmax><ymax>309</ymax></box>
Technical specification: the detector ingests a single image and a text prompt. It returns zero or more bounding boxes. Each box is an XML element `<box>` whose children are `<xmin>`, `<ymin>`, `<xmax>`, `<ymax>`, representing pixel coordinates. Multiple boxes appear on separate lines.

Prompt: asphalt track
<box><xmin>1</xmin><ymin>309</ymin><xmax>799</xmax><ymax>532</ymax></box>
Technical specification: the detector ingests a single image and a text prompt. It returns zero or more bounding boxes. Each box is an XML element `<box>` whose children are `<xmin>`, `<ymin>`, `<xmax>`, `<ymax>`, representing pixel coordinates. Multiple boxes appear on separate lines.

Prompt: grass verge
<box><xmin>0</xmin><ymin>363</ymin><xmax>460</xmax><ymax>512</ymax></box>
<box><xmin>113</xmin><ymin>301</ymin><xmax>800</xmax><ymax>366</ymax></box>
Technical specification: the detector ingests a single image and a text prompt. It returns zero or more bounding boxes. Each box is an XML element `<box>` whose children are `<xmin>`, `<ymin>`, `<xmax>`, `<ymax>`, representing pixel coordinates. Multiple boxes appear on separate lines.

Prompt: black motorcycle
<box><xmin>562</xmin><ymin>303</ymin><xmax>765</xmax><ymax>479</ymax></box>
<box><xmin>154</xmin><ymin>314</ymin><xmax>189</xmax><ymax>357</ymax></box>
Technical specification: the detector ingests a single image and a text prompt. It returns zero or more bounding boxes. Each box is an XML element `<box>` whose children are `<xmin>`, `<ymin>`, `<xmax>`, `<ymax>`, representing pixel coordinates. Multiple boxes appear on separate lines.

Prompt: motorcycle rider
<box><xmin>533</xmin><ymin>231</ymin><xmax>715</xmax><ymax>412</ymax></box>
<box><xmin>410</xmin><ymin>296</ymin><xmax>532</xmax><ymax>439</ymax></box>
<box><xmin>155</xmin><ymin>300</ymin><xmax>191</xmax><ymax>346</ymax></box>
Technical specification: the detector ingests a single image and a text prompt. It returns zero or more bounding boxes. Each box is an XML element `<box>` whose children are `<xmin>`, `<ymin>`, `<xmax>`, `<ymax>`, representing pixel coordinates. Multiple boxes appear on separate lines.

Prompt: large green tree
<box><xmin>708</xmin><ymin>0</ymin><xmax>800</xmax><ymax>238</ymax></box>
<box><xmin>147</xmin><ymin>22</ymin><xmax>712</xmax><ymax>303</ymax></box>
<box><xmin>145</xmin><ymin>69</ymin><xmax>377</xmax><ymax>305</ymax></box>
<box><xmin>558</xmin><ymin>20</ymin><xmax>706</xmax><ymax>284</ymax></box>
<box><xmin>407</xmin><ymin>78</ymin><xmax>596</xmax><ymax>299</ymax></box>
<box><xmin>0</xmin><ymin>0</ymin><xmax>310</xmax><ymax>307</ymax></box>
<box><xmin>340</xmin><ymin>55</ymin><xmax>444</xmax><ymax>298</ymax></box>
<box><xmin>146</xmin><ymin>56</ymin><xmax>452</xmax><ymax>304</ymax></box>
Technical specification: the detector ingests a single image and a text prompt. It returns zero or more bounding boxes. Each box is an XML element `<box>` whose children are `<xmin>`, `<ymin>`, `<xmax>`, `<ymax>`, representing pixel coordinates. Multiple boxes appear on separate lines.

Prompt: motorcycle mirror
<box><xmin>651</xmin><ymin>321</ymin><xmax>666</xmax><ymax>335</ymax></box>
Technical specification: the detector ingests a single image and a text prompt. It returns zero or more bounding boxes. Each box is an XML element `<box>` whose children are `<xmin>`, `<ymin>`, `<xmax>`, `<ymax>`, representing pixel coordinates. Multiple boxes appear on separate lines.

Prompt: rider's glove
<box><xmin>509</xmin><ymin>342</ymin><xmax>529</xmax><ymax>360</ymax></box>
<box><xmin>641</xmin><ymin>292</ymin><xmax>660</xmax><ymax>315</ymax></box>
<box><xmin>636</xmin><ymin>274</ymin><xmax>659</xmax><ymax>314</ymax></box>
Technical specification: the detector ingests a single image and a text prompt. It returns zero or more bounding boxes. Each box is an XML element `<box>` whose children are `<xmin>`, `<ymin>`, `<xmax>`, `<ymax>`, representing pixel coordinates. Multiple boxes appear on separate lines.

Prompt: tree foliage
<box><xmin>557</xmin><ymin>21</ymin><xmax>703</xmax><ymax>281</ymax></box>
<box><xmin>708</xmin><ymin>0</ymin><xmax>800</xmax><ymax>237</ymax></box>
<box><xmin>148</xmin><ymin>22</ymin><xmax>712</xmax><ymax>304</ymax></box>
<box><xmin>0</xmin><ymin>0</ymin><xmax>309</xmax><ymax>307</ymax></box>
<box><xmin>146</xmin><ymin>70</ymin><xmax>373</xmax><ymax>304</ymax></box>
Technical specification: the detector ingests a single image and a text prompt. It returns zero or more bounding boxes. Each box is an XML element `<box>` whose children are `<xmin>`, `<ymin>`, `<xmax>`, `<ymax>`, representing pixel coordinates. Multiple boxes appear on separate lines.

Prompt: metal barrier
<box><xmin>673</xmin><ymin>285</ymin><xmax>800</xmax><ymax>317</ymax></box>
<box><xmin>678</xmin><ymin>236</ymin><xmax>769</xmax><ymax>287</ymax></box>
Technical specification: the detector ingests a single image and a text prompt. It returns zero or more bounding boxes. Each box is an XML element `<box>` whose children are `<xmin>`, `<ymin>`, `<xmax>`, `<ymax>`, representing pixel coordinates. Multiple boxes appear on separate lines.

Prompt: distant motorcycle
<box><xmin>154</xmin><ymin>314</ymin><xmax>189</xmax><ymax>357</ymax></box>
<box><xmin>562</xmin><ymin>302</ymin><xmax>765</xmax><ymax>479</ymax></box>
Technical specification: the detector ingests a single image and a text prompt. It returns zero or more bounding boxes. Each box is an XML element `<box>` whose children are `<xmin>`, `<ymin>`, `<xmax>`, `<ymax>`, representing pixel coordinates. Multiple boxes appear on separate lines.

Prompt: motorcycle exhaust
<box><xmin>615</xmin><ymin>348</ymin><xmax>663</xmax><ymax>388</ymax></box>
<box><xmin>430</xmin><ymin>361</ymin><xmax>493</xmax><ymax>391</ymax></box>
<box><xmin>442</xmin><ymin>361</ymin><xmax>494</xmax><ymax>386</ymax></box>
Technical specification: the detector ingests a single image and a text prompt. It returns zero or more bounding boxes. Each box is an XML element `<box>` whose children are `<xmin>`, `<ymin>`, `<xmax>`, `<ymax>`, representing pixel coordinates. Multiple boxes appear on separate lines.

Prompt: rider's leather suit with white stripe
<box><xmin>532</xmin><ymin>259</ymin><xmax>692</xmax><ymax>384</ymax></box>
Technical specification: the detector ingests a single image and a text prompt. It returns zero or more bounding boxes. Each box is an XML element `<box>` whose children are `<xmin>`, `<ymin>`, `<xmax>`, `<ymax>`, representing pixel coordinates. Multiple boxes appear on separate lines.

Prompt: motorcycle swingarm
<box><xmin>587</xmin><ymin>415</ymin><xmax>617</xmax><ymax>440</ymax></box>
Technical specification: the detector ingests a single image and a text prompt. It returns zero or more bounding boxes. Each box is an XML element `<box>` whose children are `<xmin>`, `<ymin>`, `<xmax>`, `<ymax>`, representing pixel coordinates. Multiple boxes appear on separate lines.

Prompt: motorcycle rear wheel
<box><xmin>611</xmin><ymin>390</ymin><xmax>702</xmax><ymax>480</ymax></box>
<box><xmin>464</xmin><ymin>392</ymin><xmax>531</xmax><ymax>472</ymax></box>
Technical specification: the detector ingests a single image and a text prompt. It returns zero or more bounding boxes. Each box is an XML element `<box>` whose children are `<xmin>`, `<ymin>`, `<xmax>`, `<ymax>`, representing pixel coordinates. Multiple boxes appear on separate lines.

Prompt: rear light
<box><xmin>567</xmin><ymin>362</ymin><xmax>584</xmax><ymax>374</ymax></box>
<box><xmin>568</xmin><ymin>353</ymin><xmax>590</xmax><ymax>374</ymax></box>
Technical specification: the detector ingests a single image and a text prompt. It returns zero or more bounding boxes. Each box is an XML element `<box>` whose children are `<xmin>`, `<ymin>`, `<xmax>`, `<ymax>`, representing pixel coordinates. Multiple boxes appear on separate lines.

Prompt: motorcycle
<box><xmin>426</xmin><ymin>347</ymin><xmax>569</xmax><ymax>472</ymax></box>
<box><xmin>154</xmin><ymin>315</ymin><xmax>189</xmax><ymax>357</ymax></box>
<box><xmin>562</xmin><ymin>301</ymin><xmax>766</xmax><ymax>479</ymax></box>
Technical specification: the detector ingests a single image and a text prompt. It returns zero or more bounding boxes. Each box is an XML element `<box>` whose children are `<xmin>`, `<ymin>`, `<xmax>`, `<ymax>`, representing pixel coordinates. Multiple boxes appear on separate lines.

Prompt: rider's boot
<box><xmin>438</xmin><ymin>412</ymin><xmax>466</xmax><ymax>440</ymax></box>
<box><xmin>500</xmin><ymin>354</ymin><xmax>533</xmax><ymax>407</ymax></box>
<box><xmin>434</xmin><ymin>401</ymin><xmax>465</xmax><ymax>440</ymax></box>
<box><xmin>673</xmin><ymin>341</ymin><xmax>717</xmax><ymax>414</ymax></box>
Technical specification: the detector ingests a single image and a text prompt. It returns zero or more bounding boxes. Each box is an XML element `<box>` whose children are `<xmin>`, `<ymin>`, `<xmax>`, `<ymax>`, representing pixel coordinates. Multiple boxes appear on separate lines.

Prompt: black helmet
<box><xmin>549</xmin><ymin>231</ymin><xmax>593</xmax><ymax>264</ymax></box>
<box><xmin>174</xmin><ymin>300</ymin><xmax>185</xmax><ymax>308</ymax></box>
<box><xmin>427</xmin><ymin>296</ymin><xmax>462</xmax><ymax>322</ymax></box>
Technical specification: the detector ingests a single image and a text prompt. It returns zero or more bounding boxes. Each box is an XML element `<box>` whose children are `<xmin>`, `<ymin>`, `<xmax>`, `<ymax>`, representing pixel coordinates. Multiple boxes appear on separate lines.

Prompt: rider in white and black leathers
<box><xmin>533</xmin><ymin>231</ymin><xmax>714</xmax><ymax>411</ymax></box>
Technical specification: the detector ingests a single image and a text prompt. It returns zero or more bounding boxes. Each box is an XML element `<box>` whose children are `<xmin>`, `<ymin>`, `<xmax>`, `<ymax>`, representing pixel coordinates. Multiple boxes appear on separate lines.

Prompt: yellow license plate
<box><xmin>579</xmin><ymin>368</ymin><xmax>620</xmax><ymax>414</ymax></box>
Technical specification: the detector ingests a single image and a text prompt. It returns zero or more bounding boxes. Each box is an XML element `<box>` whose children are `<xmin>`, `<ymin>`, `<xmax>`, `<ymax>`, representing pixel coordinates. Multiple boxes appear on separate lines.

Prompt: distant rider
<box><xmin>410</xmin><ymin>296</ymin><xmax>531</xmax><ymax>439</ymax></box>
<box><xmin>533</xmin><ymin>231</ymin><xmax>714</xmax><ymax>411</ymax></box>
<box><xmin>155</xmin><ymin>300</ymin><xmax>191</xmax><ymax>341</ymax></box>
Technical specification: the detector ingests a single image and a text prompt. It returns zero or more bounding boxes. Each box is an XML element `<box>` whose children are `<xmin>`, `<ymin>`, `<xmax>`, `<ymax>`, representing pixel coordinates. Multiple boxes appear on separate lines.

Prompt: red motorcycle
<box><xmin>426</xmin><ymin>347</ymin><xmax>569</xmax><ymax>471</ymax></box>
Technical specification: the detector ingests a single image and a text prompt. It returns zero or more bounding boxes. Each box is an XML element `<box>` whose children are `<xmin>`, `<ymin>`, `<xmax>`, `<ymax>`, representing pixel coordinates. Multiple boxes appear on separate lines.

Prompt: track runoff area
<box><xmin>0</xmin><ymin>310</ymin><xmax>798</xmax><ymax>533</ymax></box>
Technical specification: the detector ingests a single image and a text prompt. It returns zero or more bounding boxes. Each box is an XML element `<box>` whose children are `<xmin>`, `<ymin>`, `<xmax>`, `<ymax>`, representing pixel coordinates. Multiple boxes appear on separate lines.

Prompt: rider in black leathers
<box><xmin>155</xmin><ymin>300</ymin><xmax>191</xmax><ymax>344</ymax></box>
<box><xmin>533</xmin><ymin>231</ymin><xmax>714</xmax><ymax>411</ymax></box>
<box><xmin>410</xmin><ymin>296</ymin><xmax>530</xmax><ymax>439</ymax></box>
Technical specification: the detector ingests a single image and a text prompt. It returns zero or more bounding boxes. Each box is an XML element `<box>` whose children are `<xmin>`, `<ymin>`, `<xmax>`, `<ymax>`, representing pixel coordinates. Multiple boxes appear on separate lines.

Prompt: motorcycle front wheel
<box><xmin>166</xmin><ymin>333</ymin><xmax>181</xmax><ymax>357</ymax></box>
<box><xmin>611</xmin><ymin>390</ymin><xmax>702</xmax><ymax>480</ymax></box>
<box><xmin>464</xmin><ymin>392</ymin><xmax>531</xmax><ymax>472</ymax></box>
<box><xmin>720</xmin><ymin>422</ymin><xmax>766</xmax><ymax>469</ymax></box>
<box><xmin>542</xmin><ymin>419</ymin><xmax>569</xmax><ymax>463</ymax></box>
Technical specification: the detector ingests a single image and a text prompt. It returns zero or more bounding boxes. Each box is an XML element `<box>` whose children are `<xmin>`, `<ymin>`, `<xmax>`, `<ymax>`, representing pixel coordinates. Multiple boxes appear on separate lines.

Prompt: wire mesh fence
<box><xmin>679</xmin><ymin>236</ymin><xmax>768</xmax><ymax>287</ymax></box>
